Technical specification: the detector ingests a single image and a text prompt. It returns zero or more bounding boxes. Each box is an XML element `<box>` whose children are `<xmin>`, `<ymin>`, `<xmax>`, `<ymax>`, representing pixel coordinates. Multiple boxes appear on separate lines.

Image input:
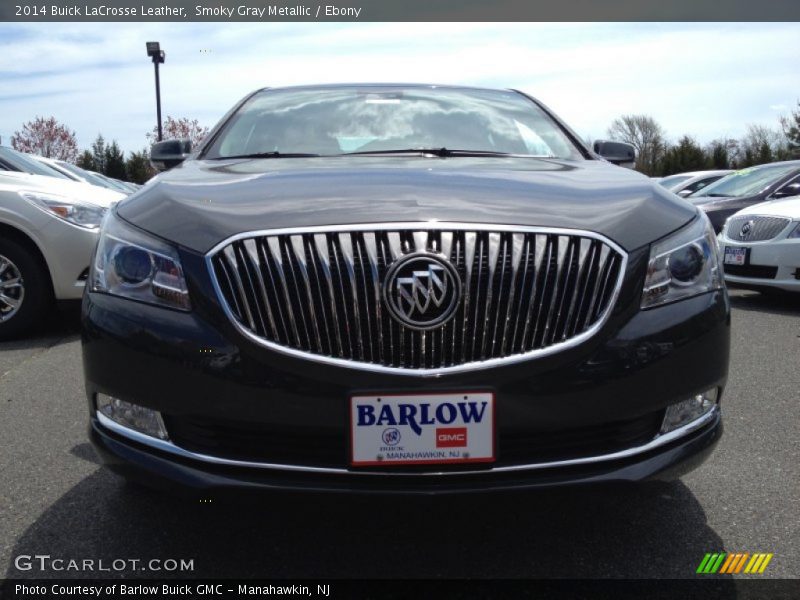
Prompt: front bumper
<box><xmin>90</xmin><ymin>409</ymin><xmax>722</xmax><ymax>495</ymax></box>
<box><xmin>720</xmin><ymin>234</ymin><xmax>800</xmax><ymax>292</ymax></box>
<box><xmin>82</xmin><ymin>268</ymin><xmax>730</xmax><ymax>494</ymax></box>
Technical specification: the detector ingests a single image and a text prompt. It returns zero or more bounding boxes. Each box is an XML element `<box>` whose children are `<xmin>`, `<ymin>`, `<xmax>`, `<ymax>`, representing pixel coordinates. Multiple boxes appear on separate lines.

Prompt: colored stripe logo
<box><xmin>697</xmin><ymin>552</ymin><xmax>773</xmax><ymax>574</ymax></box>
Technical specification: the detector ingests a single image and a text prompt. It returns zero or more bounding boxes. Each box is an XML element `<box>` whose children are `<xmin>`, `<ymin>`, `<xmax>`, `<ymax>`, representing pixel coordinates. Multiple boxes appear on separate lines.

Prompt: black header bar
<box><xmin>2</xmin><ymin>0</ymin><xmax>800</xmax><ymax>22</ymax></box>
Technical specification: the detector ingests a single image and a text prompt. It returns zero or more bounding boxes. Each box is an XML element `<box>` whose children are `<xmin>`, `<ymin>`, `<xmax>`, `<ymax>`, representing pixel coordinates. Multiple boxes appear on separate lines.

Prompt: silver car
<box><xmin>718</xmin><ymin>196</ymin><xmax>800</xmax><ymax>293</ymax></box>
<box><xmin>0</xmin><ymin>154</ymin><xmax>125</xmax><ymax>338</ymax></box>
<box><xmin>658</xmin><ymin>170</ymin><xmax>733</xmax><ymax>198</ymax></box>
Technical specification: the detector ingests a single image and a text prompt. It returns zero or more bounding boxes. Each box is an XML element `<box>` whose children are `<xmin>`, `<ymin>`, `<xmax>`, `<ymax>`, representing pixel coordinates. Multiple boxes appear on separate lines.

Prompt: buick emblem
<box><xmin>383</xmin><ymin>253</ymin><xmax>461</xmax><ymax>330</ymax></box>
<box><xmin>740</xmin><ymin>220</ymin><xmax>754</xmax><ymax>238</ymax></box>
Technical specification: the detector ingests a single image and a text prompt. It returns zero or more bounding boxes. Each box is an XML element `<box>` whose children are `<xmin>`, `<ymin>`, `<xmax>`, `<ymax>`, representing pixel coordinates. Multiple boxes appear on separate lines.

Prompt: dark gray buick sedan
<box><xmin>82</xmin><ymin>84</ymin><xmax>729</xmax><ymax>494</ymax></box>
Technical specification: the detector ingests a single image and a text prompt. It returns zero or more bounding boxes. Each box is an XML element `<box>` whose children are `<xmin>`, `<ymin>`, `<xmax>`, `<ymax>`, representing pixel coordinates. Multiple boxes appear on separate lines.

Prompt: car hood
<box><xmin>690</xmin><ymin>194</ymin><xmax>737</xmax><ymax>206</ymax></box>
<box><xmin>117</xmin><ymin>156</ymin><xmax>697</xmax><ymax>253</ymax></box>
<box><xmin>732</xmin><ymin>196</ymin><xmax>800</xmax><ymax>220</ymax></box>
<box><xmin>0</xmin><ymin>170</ymin><xmax>125</xmax><ymax>207</ymax></box>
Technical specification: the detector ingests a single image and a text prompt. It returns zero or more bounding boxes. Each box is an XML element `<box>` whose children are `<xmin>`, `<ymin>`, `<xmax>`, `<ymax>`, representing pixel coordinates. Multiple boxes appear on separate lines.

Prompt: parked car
<box><xmin>31</xmin><ymin>155</ymin><xmax>134</xmax><ymax>195</ymax></box>
<box><xmin>92</xmin><ymin>171</ymin><xmax>136</xmax><ymax>194</ymax></box>
<box><xmin>691</xmin><ymin>161</ymin><xmax>800</xmax><ymax>232</ymax></box>
<box><xmin>0</xmin><ymin>169</ymin><xmax>124</xmax><ymax>338</ymax></box>
<box><xmin>82</xmin><ymin>84</ymin><xmax>729</xmax><ymax>495</ymax></box>
<box><xmin>718</xmin><ymin>196</ymin><xmax>800</xmax><ymax>293</ymax></box>
<box><xmin>659</xmin><ymin>170</ymin><xmax>733</xmax><ymax>197</ymax></box>
<box><xmin>657</xmin><ymin>173</ymin><xmax>693</xmax><ymax>190</ymax></box>
<box><xmin>0</xmin><ymin>146</ymin><xmax>72</xmax><ymax>181</ymax></box>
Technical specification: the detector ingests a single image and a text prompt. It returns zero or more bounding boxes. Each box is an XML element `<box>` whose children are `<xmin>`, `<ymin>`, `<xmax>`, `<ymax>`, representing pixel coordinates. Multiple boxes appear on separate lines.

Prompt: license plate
<box><xmin>349</xmin><ymin>392</ymin><xmax>495</xmax><ymax>466</ymax></box>
<box><xmin>724</xmin><ymin>246</ymin><xmax>747</xmax><ymax>266</ymax></box>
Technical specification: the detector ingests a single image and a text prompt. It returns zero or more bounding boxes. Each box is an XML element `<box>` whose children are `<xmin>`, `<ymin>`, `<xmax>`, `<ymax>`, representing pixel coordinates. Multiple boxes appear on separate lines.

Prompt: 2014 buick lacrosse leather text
<box><xmin>81</xmin><ymin>84</ymin><xmax>729</xmax><ymax>493</ymax></box>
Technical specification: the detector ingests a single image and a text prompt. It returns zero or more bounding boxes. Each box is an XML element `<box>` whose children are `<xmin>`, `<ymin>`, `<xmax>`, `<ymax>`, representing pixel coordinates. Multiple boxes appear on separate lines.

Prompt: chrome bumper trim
<box><xmin>96</xmin><ymin>406</ymin><xmax>718</xmax><ymax>477</ymax></box>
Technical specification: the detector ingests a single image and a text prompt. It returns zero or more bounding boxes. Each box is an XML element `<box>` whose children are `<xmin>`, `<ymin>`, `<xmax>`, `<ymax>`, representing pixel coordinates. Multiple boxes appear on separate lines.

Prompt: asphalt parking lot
<box><xmin>0</xmin><ymin>288</ymin><xmax>798</xmax><ymax>581</ymax></box>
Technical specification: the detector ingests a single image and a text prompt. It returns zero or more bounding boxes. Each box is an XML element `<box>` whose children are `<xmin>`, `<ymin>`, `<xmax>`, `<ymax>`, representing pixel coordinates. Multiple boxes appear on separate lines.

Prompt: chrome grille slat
<box><xmin>208</xmin><ymin>224</ymin><xmax>627</xmax><ymax>373</ymax></box>
<box><xmin>567</xmin><ymin>240</ymin><xmax>598</xmax><ymax>339</ymax></box>
<box><xmin>257</xmin><ymin>240</ymin><xmax>290</xmax><ymax>343</ymax></box>
<box><xmin>726</xmin><ymin>215</ymin><xmax>792</xmax><ymax>242</ymax></box>
<box><xmin>243</xmin><ymin>239</ymin><xmax>280</xmax><ymax>340</ymax></box>
<box><xmin>222</xmin><ymin>245</ymin><xmax>256</xmax><ymax>331</ymax></box>
<box><xmin>470</xmin><ymin>233</ymin><xmax>486</xmax><ymax>360</ymax></box>
<box><xmin>337</xmin><ymin>233</ymin><xmax>364</xmax><ymax>361</ymax></box>
<box><xmin>481</xmin><ymin>232</ymin><xmax>502</xmax><ymax>360</ymax></box>
<box><xmin>329</xmin><ymin>236</ymin><xmax>354</xmax><ymax>358</ymax></box>
<box><xmin>289</xmin><ymin>235</ymin><xmax>323</xmax><ymax>353</ymax></box>
<box><xmin>561</xmin><ymin>238</ymin><xmax>591</xmax><ymax>342</ymax></box>
<box><xmin>461</xmin><ymin>232</ymin><xmax>477</xmax><ymax>363</ymax></box>
<box><xmin>549</xmin><ymin>236</ymin><xmax>575</xmax><ymax>346</ymax></box>
<box><xmin>521</xmin><ymin>234</ymin><xmax>549</xmax><ymax>351</ymax></box>
<box><xmin>266</xmin><ymin>237</ymin><xmax>303</xmax><ymax>348</ymax></box>
<box><xmin>583</xmin><ymin>244</ymin><xmax>610</xmax><ymax>330</ymax></box>
<box><xmin>508</xmin><ymin>234</ymin><xmax>533</xmax><ymax>353</ymax></box>
<box><xmin>313</xmin><ymin>234</ymin><xmax>343</xmax><ymax>356</ymax></box>
<box><xmin>362</xmin><ymin>233</ymin><xmax>383</xmax><ymax>364</ymax></box>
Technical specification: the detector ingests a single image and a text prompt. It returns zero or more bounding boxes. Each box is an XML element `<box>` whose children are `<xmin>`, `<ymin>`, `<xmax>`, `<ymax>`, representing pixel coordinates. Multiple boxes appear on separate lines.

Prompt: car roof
<box><xmin>743</xmin><ymin>160</ymin><xmax>800</xmax><ymax>169</ymax></box>
<box><xmin>254</xmin><ymin>83</ymin><xmax>519</xmax><ymax>94</ymax></box>
<box><xmin>671</xmin><ymin>170</ymin><xmax>732</xmax><ymax>178</ymax></box>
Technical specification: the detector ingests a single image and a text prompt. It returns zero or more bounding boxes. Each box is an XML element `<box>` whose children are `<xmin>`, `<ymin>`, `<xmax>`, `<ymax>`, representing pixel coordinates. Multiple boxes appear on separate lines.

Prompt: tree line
<box><xmin>606</xmin><ymin>101</ymin><xmax>800</xmax><ymax>176</ymax></box>
<box><xmin>8</xmin><ymin>116</ymin><xmax>210</xmax><ymax>184</ymax></box>
<box><xmin>7</xmin><ymin>102</ymin><xmax>800</xmax><ymax>182</ymax></box>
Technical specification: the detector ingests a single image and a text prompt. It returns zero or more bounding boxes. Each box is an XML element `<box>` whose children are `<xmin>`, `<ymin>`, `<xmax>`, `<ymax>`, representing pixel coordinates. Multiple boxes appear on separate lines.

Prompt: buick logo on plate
<box><xmin>740</xmin><ymin>220</ymin><xmax>754</xmax><ymax>239</ymax></box>
<box><xmin>383</xmin><ymin>253</ymin><xmax>461</xmax><ymax>330</ymax></box>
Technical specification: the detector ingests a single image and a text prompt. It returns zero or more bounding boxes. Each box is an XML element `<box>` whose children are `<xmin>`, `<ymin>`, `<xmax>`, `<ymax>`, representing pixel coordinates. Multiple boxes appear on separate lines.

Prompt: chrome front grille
<box><xmin>726</xmin><ymin>215</ymin><xmax>791</xmax><ymax>242</ymax></box>
<box><xmin>207</xmin><ymin>224</ymin><xmax>626</xmax><ymax>373</ymax></box>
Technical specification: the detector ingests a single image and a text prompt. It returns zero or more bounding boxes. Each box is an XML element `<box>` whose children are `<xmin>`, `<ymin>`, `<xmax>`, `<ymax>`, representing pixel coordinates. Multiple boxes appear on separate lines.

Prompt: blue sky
<box><xmin>0</xmin><ymin>22</ymin><xmax>798</xmax><ymax>154</ymax></box>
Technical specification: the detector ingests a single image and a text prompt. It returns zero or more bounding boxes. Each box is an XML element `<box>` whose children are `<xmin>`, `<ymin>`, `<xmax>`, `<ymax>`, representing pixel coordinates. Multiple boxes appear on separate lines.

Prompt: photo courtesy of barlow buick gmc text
<box><xmin>1</xmin><ymin>3</ymin><xmax>799</xmax><ymax>598</ymax></box>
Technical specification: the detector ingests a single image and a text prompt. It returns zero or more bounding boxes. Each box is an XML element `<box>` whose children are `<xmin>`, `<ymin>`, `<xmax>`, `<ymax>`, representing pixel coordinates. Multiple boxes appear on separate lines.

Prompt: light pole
<box><xmin>145</xmin><ymin>41</ymin><xmax>166</xmax><ymax>142</ymax></box>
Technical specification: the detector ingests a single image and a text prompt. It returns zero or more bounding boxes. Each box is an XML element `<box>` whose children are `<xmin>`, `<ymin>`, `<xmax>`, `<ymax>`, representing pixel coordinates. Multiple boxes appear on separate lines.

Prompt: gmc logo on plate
<box><xmin>436</xmin><ymin>427</ymin><xmax>467</xmax><ymax>447</ymax></box>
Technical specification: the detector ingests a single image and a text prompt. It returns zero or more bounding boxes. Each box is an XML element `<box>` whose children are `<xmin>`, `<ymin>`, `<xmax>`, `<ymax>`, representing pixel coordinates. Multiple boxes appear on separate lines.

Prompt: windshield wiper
<box><xmin>215</xmin><ymin>151</ymin><xmax>321</xmax><ymax>160</ymax></box>
<box><xmin>701</xmin><ymin>193</ymin><xmax>734</xmax><ymax>198</ymax></box>
<box><xmin>340</xmin><ymin>148</ymin><xmax>533</xmax><ymax>158</ymax></box>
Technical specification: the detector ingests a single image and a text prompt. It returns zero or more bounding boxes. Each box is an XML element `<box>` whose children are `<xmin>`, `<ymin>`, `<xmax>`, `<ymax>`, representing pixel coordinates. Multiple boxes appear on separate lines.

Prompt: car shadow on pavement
<box><xmin>0</xmin><ymin>305</ymin><xmax>81</xmax><ymax>348</ymax></box>
<box><xmin>727</xmin><ymin>288</ymin><xmax>799</xmax><ymax>316</ymax></box>
<box><xmin>6</xmin><ymin>467</ymin><xmax>734</xmax><ymax>583</ymax></box>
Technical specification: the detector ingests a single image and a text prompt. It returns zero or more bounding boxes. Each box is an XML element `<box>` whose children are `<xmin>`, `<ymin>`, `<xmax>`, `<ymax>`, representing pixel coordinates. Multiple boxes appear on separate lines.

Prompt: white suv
<box><xmin>0</xmin><ymin>150</ymin><xmax>125</xmax><ymax>338</ymax></box>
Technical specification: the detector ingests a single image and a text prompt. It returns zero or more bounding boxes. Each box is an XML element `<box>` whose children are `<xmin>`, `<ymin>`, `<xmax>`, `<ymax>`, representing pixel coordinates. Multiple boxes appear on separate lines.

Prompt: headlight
<box><xmin>20</xmin><ymin>191</ymin><xmax>106</xmax><ymax>229</ymax></box>
<box><xmin>641</xmin><ymin>213</ymin><xmax>723</xmax><ymax>309</ymax></box>
<box><xmin>92</xmin><ymin>211</ymin><xmax>191</xmax><ymax>310</ymax></box>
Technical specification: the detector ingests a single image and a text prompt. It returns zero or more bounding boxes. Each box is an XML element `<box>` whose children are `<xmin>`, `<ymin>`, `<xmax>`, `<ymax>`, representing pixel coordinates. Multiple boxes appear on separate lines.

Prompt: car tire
<box><xmin>0</xmin><ymin>238</ymin><xmax>52</xmax><ymax>340</ymax></box>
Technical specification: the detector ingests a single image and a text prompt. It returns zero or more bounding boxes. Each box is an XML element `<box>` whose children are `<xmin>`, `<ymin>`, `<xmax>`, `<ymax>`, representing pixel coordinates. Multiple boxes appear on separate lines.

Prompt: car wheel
<box><xmin>0</xmin><ymin>238</ymin><xmax>52</xmax><ymax>340</ymax></box>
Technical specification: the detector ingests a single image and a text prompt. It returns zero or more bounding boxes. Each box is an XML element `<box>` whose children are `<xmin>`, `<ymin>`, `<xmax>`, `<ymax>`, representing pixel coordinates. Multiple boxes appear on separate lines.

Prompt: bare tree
<box><xmin>746</xmin><ymin>124</ymin><xmax>790</xmax><ymax>161</ymax></box>
<box><xmin>779</xmin><ymin>102</ymin><xmax>800</xmax><ymax>157</ymax></box>
<box><xmin>11</xmin><ymin>116</ymin><xmax>79</xmax><ymax>162</ymax></box>
<box><xmin>146</xmin><ymin>116</ymin><xmax>210</xmax><ymax>148</ymax></box>
<box><xmin>607</xmin><ymin>115</ymin><xmax>666</xmax><ymax>176</ymax></box>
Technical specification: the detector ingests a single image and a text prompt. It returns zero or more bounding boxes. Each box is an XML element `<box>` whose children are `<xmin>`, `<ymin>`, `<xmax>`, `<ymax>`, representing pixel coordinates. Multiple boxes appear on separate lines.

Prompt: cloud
<box><xmin>0</xmin><ymin>22</ymin><xmax>798</xmax><ymax>153</ymax></box>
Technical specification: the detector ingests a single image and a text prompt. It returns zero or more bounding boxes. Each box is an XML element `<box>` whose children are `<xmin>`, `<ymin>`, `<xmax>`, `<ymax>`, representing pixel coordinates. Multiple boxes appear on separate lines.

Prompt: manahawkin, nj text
<box><xmin>14</xmin><ymin>4</ymin><xmax>362</xmax><ymax>18</ymax></box>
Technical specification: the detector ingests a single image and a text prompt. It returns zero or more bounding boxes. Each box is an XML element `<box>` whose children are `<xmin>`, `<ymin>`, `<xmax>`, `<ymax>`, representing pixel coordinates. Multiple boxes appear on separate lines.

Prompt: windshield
<box><xmin>0</xmin><ymin>147</ymin><xmax>70</xmax><ymax>179</ymax></box>
<box><xmin>658</xmin><ymin>175</ymin><xmax>692</xmax><ymax>189</ymax></box>
<box><xmin>692</xmin><ymin>164</ymin><xmax>798</xmax><ymax>200</ymax></box>
<box><xmin>204</xmin><ymin>86</ymin><xmax>583</xmax><ymax>159</ymax></box>
<box><xmin>56</xmin><ymin>161</ymin><xmax>117</xmax><ymax>189</ymax></box>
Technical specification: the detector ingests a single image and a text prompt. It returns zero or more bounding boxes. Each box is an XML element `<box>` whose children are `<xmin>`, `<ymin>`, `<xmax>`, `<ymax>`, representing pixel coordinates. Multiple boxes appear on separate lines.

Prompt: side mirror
<box><xmin>677</xmin><ymin>189</ymin><xmax>693</xmax><ymax>198</ymax></box>
<box><xmin>593</xmin><ymin>140</ymin><xmax>636</xmax><ymax>168</ymax></box>
<box><xmin>771</xmin><ymin>182</ymin><xmax>800</xmax><ymax>199</ymax></box>
<box><xmin>150</xmin><ymin>139</ymin><xmax>192</xmax><ymax>172</ymax></box>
